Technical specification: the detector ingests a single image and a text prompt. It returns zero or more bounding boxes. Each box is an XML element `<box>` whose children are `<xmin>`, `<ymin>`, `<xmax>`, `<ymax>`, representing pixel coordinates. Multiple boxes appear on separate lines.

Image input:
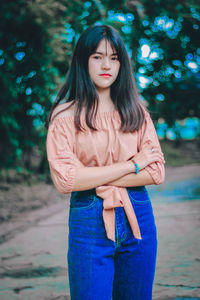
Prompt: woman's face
<box><xmin>88</xmin><ymin>39</ymin><xmax>120</xmax><ymax>92</ymax></box>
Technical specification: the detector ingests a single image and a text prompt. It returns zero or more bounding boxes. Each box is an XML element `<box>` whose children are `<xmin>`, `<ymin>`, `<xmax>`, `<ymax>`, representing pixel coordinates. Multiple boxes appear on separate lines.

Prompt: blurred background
<box><xmin>0</xmin><ymin>1</ymin><xmax>200</xmax><ymax>299</ymax></box>
<box><xmin>0</xmin><ymin>0</ymin><xmax>200</xmax><ymax>179</ymax></box>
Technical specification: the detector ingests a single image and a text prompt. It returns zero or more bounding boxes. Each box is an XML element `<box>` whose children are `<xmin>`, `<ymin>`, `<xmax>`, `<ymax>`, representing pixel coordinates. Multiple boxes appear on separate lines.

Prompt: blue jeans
<box><xmin>67</xmin><ymin>186</ymin><xmax>157</xmax><ymax>300</ymax></box>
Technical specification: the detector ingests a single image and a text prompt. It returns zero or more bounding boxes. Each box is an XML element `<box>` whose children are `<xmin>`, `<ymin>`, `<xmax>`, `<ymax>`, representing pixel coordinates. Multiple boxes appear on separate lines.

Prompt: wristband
<box><xmin>132</xmin><ymin>160</ymin><xmax>139</xmax><ymax>174</ymax></box>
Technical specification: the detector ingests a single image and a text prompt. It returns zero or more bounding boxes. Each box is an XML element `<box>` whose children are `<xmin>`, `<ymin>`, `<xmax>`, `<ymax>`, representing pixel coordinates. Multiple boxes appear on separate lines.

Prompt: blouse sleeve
<box><xmin>138</xmin><ymin>110</ymin><xmax>165</xmax><ymax>185</ymax></box>
<box><xmin>46</xmin><ymin>119</ymin><xmax>79</xmax><ymax>194</ymax></box>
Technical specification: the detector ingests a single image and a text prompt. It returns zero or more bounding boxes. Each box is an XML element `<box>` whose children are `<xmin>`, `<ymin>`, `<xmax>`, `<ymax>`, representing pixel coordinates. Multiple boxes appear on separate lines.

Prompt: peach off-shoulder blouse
<box><xmin>46</xmin><ymin>108</ymin><xmax>165</xmax><ymax>242</ymax></box>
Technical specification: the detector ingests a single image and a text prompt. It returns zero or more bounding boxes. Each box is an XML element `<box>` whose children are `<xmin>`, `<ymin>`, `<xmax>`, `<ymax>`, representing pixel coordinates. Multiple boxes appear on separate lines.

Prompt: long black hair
<box><xmin>45</xmin><ymin>24</ymin><xmax>145</xmax><ymax>131</ymax></box>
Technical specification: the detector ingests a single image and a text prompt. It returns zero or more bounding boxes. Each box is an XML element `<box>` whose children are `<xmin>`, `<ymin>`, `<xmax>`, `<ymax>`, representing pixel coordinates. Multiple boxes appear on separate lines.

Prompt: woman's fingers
<box><xmin>149</xmin><ymin>146</ymin><xmax>161</xmax><ymax>153</ymax></box>
<box><xmin>142</xmin><ymin>141</ymin><xmax>153</xmax><ymax>149</ymax></box>
<box><xmin>150</xmin><ymin>153</ymin><xmax>165</xmax><ymax>163</ymax></box>
<box><xmin>143</xmin><ymin>143</ymin><xmax>161</xmax><ymax>154</ymax></box>
<box><xmin>133</xmin><ymin>143</ymin><xmax>165</xmax><ymax>170</ymax></box>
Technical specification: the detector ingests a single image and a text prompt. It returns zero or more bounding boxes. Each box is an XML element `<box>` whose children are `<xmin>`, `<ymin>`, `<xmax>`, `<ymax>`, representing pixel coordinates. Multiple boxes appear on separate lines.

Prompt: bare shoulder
<box><xmin>51</xmin><ymin>101</ymin><xmax>76</xmax><ymax>121</ymax></box>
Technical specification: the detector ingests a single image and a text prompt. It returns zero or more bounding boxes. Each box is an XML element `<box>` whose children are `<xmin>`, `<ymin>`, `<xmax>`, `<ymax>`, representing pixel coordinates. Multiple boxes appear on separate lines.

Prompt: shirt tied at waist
<box><xmin>96</xmin><ymin>186</ymin><xmax>142</xmax><ymax>242</ymax></box>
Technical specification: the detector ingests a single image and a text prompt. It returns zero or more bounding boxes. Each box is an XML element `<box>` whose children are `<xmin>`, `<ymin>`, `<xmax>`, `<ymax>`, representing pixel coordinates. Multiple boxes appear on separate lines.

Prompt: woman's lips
<box><xmin>99</xmin><ymin>74</ymin><xmax>112</xmax><ymax>77</ymax></box>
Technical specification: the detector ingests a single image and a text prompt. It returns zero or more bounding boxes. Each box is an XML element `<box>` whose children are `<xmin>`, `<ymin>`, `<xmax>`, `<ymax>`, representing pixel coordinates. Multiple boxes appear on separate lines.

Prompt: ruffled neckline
<box><xmin>50</xmin><ymin>110</ymin><xmax>120</xmax><ymax>125</ymax></box>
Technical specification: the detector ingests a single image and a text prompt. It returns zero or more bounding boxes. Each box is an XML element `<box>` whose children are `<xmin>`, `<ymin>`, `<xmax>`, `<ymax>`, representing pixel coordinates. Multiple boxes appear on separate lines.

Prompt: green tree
<box><xmin>0</xmin><ymin>0</ymin><xmax>82</xmax><ymax>170</ymax></box>
<box><xmin>126</xmin><ymin>0</ymin><xmax>200</xmax><ymax>128</ymax></box>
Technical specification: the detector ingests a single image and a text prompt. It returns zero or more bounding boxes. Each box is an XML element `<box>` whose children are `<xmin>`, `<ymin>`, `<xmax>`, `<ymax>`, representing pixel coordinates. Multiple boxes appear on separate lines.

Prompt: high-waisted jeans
<box><xmin>67</xmin><ymin>186</ymin><xmax>157</xmax><ymax>300</ymax></box>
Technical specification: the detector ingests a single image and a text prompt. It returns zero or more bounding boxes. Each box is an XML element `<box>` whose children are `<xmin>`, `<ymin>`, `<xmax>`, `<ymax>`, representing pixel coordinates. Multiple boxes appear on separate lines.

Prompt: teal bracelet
<box><xmin>132</xmin><ymin>160</ymin><xmax>139</xmax><ymax>174</ymax></box>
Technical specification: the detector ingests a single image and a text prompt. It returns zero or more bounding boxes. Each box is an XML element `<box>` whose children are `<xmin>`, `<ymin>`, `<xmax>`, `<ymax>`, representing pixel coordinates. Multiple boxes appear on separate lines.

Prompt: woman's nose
<box><xmin>102</xmin><ymin>57</ymin><xmax>111</xmax><ymax>69</ymax></box>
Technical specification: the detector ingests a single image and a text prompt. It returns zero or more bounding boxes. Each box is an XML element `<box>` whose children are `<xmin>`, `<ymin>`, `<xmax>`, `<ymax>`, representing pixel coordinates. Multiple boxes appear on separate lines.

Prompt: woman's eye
<box><xmin>111</xmin><ymin>57</ymin><xmax>118</xmax><ymax>61</ymax></box>
<box><xmin>93</xmin><ymin>55</ymin><xmax>101</xmax><ymax>59</ymax></box>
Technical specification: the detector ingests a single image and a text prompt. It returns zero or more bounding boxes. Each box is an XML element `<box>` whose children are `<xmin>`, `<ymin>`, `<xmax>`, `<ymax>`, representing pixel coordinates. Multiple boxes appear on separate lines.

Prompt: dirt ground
<box><xmin>0</xmin><ymin>164</ymin><xmax>200</xmax><ymax>299</ymax></box>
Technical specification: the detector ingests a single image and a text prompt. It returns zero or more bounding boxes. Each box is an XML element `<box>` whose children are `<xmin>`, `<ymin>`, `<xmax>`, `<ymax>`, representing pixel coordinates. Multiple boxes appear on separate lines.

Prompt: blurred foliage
<box><xmin>0</xmin><ymin>0</ymin><xmax>199</xmax><ymax>173</ymax></box>
<box><xmin>126</xmin><ymin>0</ymin><xmax>200</xmax><ymax>126</ymax></box>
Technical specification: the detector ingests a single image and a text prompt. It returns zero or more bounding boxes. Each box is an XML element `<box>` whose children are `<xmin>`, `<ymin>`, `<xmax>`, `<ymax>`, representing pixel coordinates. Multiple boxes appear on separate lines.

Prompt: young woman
<box><xmin>46</xmin><ymin>25</ymin><xmax>165</xmax><ymax>300</ymax></box>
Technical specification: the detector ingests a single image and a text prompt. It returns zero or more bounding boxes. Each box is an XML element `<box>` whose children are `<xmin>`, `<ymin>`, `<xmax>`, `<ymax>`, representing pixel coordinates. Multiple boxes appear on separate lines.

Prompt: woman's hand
<box><xmin>132</xmin><ymin>141</ymin><xmax>165</xmax><ymax>170</ymax></box>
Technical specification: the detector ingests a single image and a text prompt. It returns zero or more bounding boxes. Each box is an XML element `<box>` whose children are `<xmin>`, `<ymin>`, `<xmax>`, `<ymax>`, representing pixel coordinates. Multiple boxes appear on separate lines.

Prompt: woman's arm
<box><xmin>73</xmin><ymin>141</ymin><xmax>164</xmax><ymax>191</ymax></box>
<box><xmin>106</xmin><ymin>140</ymin><xmax>165</xmax><ymax>187</ymax></box>
<box><xmin>106</xmin><ymin>169</ymin><xmax>155</xmax><ymax>187</ymax></box>
<box><xmin>73</xmin><ymin>160</ymin><xmax>136</xmax><ymax>191</ymax></box>
<box><xmin>135</xmin><ymin>109</ymin><xmax>165</xmax><ymax>185</ymax></box>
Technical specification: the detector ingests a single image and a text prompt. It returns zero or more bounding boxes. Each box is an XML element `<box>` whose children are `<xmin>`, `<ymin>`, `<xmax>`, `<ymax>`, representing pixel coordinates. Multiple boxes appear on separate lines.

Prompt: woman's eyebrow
<box><xmin>93</xmin><ymin>51</ymin><xmax>118</xmax><ymax>56</ymax></box>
